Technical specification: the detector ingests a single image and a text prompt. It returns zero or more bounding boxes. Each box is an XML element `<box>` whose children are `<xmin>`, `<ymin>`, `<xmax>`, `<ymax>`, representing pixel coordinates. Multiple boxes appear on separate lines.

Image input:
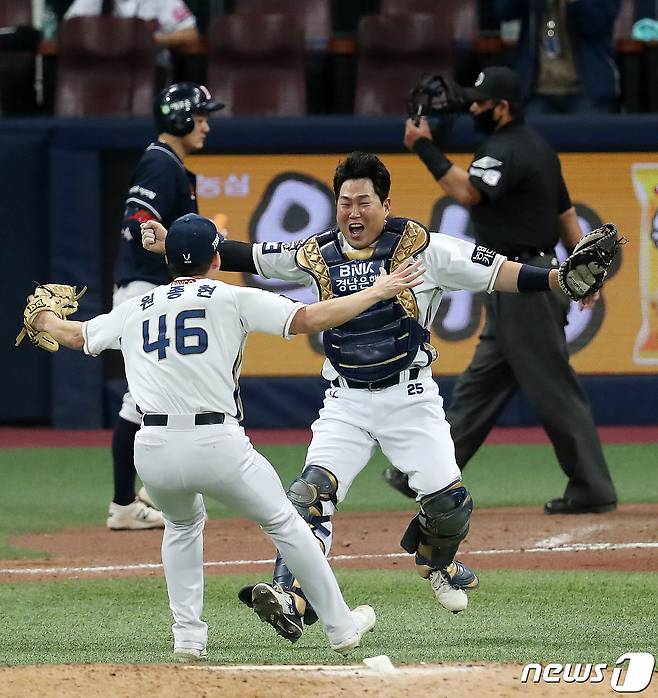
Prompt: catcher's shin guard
<box><xmin>400</xmin><ymin>481</ymin><xmax>473</xmax><ymax>571</ymax></box>
<box><xmin>265</xmin><ymin>465</ymin><xmax>338</xmax><ymax>627</ymax></box>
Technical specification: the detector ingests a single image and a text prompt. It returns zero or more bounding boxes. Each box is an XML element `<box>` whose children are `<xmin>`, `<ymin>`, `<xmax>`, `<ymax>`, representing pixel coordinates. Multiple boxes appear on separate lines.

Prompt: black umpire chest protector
<box><xmin>295</xmin><ymin>217</ymin><xmax>430</xmax><ymax>384</ymax></box>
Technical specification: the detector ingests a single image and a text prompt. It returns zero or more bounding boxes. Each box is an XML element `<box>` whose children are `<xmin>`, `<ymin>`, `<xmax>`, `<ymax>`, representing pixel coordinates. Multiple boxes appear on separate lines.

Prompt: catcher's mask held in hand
<box><xmin>557</xmin><ymin>223</ymin><xmax>627</xmax><ymax>301</ymax></box>
<box><xmin>407</xmin><ymin>74</ymin><xmax>468</xmax><ymax>124</ymax></box>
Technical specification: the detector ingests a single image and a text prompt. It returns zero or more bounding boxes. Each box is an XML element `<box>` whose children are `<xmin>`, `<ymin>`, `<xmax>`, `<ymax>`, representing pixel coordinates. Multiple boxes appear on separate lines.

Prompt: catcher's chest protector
<box><xmin>295</xmin><ymin>217</ymin><xmax>430</xmax><ymax>383</ymax></box>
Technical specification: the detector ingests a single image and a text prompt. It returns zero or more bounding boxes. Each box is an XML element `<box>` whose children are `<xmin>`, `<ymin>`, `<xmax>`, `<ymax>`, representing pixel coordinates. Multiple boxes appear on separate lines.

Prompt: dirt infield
<box><xmin>1</xmin><ymin>504</ymin><xmax>656</xmax><ymax>696</ymax></box>
<box><xmin>3</xmin><ymin>662</ymin><xmax>653</xmax><ymax>698</ymax></box>
<box><xmin>2</xmin><ymin>504</ymin><xmax>656</xmax><ymax>582</ymax></box>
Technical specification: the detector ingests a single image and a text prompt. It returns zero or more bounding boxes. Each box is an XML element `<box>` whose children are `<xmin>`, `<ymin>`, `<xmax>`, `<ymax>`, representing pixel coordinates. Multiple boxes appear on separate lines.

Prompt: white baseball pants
<box><xmin>305</xmin><ymin>368</ymin><xmax>461</xmax><ymax>554</ymax></box>
<box><xmin>134</xmin><ymin>417</ymin><xmax>358</xmax><ymax>651</ymax></box>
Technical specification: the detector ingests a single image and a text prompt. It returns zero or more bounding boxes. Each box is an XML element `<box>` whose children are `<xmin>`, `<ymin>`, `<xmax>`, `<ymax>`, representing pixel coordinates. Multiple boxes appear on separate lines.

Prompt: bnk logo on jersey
<box><xmin>521</xmin><ymin>652</ymin><xmax>655</xmax><ymax>692</ymax></box>
<box><xmin>334</xmin><ymin>262</ymin><xmax>379</xmax><ymax>293</ymax></box>
<box><xmin>471</xmin><ymin>245</ymin><xmax>497</xmax><ymax>266</ymax></box>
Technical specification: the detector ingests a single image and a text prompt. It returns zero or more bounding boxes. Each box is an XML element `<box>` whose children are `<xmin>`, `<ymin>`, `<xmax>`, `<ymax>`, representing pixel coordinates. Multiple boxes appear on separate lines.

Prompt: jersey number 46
<box><xmin>142</xmin><ymin>309</ymin><xmax>208</xmax><ymax>360</ymax></box>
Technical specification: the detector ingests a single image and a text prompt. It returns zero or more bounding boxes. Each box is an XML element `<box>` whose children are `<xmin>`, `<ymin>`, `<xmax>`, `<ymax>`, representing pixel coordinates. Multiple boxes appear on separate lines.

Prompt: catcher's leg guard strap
<box><xmin>400</xmin><ymin>481</ymin><xmax>473</xmax><ymax>569</ymax></box>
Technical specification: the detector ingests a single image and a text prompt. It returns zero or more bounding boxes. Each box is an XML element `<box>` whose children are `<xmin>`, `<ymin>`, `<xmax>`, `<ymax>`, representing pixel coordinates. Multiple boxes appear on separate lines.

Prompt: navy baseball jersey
<box><xmin>114</xmin><ymin>142</ymin><xmax>198</xmax><ymax>286</ymax></box>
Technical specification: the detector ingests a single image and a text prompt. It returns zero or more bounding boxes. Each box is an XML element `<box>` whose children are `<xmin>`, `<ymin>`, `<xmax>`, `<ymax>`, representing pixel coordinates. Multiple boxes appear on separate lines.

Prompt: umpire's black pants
<box><xmin>446</xmin><ymin>258</ymin><xmax>617</xmax><ymax>505</ymax></box>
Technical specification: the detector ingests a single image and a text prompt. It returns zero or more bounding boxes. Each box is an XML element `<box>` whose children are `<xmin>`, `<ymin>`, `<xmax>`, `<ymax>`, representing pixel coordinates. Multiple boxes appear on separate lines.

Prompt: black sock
<box><xmin>111</xmin><ymin>417</ymin><xmax>140</xmax><ymax>505</ymax></box>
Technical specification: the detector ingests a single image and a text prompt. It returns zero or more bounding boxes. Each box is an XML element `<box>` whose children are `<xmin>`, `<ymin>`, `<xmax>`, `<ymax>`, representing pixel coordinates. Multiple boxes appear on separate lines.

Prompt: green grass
<box><xmin>0</xmin><ymin>568</ymin><xmax>655</xmax><ymax>666</ymax></box>
<box><xmin>1</xmin><ymin>441</ymin><xmax>656</xmax><ymax>669</ymax></box>
<box><xmin>0</xmin><ymin>442</ymin><xmax>656</xmax><ymax>557</ymax></box>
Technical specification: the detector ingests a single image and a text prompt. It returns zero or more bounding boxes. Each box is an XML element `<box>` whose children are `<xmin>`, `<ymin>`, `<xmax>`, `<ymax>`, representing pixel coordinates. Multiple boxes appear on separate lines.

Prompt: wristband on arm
<box><xmin>413</xmin><ymin>137</ymin><xmax>453</xmax><ymax>181</ymax></box>
<box><xmin>517</xmin><ymin>264</ymin><xmax>552</xmax><ymax>292</ymax></box>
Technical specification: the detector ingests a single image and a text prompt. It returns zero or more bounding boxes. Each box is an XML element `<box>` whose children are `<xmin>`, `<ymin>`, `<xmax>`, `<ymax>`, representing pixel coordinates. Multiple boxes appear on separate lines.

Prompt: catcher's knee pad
<box><xmin>286</xmin><ymin>465</ymin><xmax>338</xmax><ymax>522</ymax></box>
<box><xmin>400</xmin><ymin>481</ymin><xmax>473</xmax><ymax>570</ymax></box>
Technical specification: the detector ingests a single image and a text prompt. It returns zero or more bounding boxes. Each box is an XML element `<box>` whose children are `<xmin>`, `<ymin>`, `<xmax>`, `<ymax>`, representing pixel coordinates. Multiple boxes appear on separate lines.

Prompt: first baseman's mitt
<box><xmin>557</xmin><ymin>224</ymin><xmax>625</xmax><ymax>301</ymax></box>
<box><xmin>15</xmin><ymin>283</ymin><xmax>86</xmax><ymax>352</ymax></box>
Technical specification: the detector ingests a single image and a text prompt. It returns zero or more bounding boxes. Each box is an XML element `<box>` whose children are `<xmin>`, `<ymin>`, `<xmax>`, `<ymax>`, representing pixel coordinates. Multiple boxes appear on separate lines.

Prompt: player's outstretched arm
<box><xmin>30</xmin><ymin>308</ymin><xmax>85</xmax><ymax>350</ymax></box>
<box><xmin>493</xmin><ymin>260</ymin><xmax>560</xmax><ymax>293</ymax></box>
<box><xmin>290</xmin><ymin>258</ymin><xmax>425</xmax><ymax>335</ymax></box>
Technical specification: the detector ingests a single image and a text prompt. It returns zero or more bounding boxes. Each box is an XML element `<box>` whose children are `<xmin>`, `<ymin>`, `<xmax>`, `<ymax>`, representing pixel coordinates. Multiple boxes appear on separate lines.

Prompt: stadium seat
<box><xmin>0</xmin><ymin>0</ymin><xmax>39</xmax><ymax>116</ymax></box>
<box><xmin>0</xmin><ymin>0</ymin><xmax>32</xmax><ymax>26</ymax></box>
<box><xmin>379</xmin><ymin>0</ymin><xmax>478</xmax><ymax>44</ymax></box>
<box><xmin>55</xmin><ymin>16</ymin><xmax>155</xmax><ymax>116</ymax></box>
<box><xmin>205</xmin><ymin>14</ymin><xmax>306</xmax><ymax>116</ymax></box>
<box><xmin>354</xmin><ymin>13</ymin><xmax>456</xmax><ymax>116</ymax></box>
<box><xmin>232</xmin><ymin>0</ymin><xmax>330</xmax><ymax>113</ymax></box>
<box><xmin>234</xmin><ymin>0</ymin><xmax>330</xmax><ymax>51</ymax></box>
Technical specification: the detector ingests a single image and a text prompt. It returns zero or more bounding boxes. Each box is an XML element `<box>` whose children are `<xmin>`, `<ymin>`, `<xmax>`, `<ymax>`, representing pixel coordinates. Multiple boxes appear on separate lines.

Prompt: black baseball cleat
<box><xmin>382</xmin><ymin>467</ymin><xmax>416</xmax><ymax>499</ymax></box>
<box><xmin>251</xmin><ymin>583</ymin><xmax>304</xmax><ymax>643</ymax></box>
<box><xmin>239</xmin><ymin>583</ymin><xmax>319</xmax><ymax>626</ymax></box>
<box><xmin>544</xmin><ymin>498</ymin><xmax>617</xmax><ymax>515</ymax></box>
<box><xmin>238</xmin><ymin>584</ymin><xmax>256</xmax><ymax>608</ymax></box>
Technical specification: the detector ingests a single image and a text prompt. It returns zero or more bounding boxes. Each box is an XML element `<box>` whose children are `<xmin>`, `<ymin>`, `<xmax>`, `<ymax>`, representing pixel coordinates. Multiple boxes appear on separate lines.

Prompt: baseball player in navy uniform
<box><xmin>141</xmin><ymin>152</ymin><xmax>610</xmax><ymax>643</ymax></box>
<box><xmin>25</xmin><ymin>214</ymin><xmax>430</xmax><ymax>658</ymax></box>
<box><xmin>108</xmin><ymin>82</ymin><xmax>224</xmax><ymax>530</ymax></box>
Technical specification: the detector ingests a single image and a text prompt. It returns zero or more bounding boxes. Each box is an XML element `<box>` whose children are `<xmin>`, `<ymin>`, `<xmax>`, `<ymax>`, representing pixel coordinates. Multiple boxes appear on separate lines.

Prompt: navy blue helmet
<box><xmin>153</xmin><ymin>82</ymin><xmax>224</xmax><ymax>136</ymax></box>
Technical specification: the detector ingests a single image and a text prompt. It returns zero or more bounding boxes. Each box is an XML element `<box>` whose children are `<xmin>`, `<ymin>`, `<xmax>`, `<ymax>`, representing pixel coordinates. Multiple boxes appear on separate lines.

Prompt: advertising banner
<box><xmin>187</xmin><ymin>152</ymin><xmax>657</xmax><ymax>377</ymax></box>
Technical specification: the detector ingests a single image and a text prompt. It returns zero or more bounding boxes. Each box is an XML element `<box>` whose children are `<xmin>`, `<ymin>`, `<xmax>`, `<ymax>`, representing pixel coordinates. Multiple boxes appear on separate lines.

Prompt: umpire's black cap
<box><xmin>165</xmin><ymin>214</ymin><xmax>224</xmax><ymax>269</ymax></box>
<box><xmin>463</xmin><ymin>66</ymin><xmax>522</xmax><ymax>102</ymax></box>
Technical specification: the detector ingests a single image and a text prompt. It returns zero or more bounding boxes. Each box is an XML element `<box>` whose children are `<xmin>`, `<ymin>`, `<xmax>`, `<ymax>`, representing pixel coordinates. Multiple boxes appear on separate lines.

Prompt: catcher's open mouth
<box><xmin>348</xmin><ymin>224</ymin><xmax>364</xmax><ymax>235</ymax></box>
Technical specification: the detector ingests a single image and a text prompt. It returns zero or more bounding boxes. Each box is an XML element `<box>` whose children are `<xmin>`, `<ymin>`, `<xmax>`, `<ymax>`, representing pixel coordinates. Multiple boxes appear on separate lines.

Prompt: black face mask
<box><xmin>472</xmin><ymin>107</ymin><xmax>499</xmax><ymax>135</ymax></box>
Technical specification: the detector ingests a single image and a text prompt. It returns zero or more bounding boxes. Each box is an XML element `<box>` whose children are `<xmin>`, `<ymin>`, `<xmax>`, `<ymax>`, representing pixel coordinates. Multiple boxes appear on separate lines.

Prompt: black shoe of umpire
<box><xmin>382</xmin><ymin>467</ymin><xmax>416</xmax><ymax>499</ymax></box>
<box><xmin>544</xmin><ymin>497</ymin><xmax>617</xmax><ymax>515</ymax></box>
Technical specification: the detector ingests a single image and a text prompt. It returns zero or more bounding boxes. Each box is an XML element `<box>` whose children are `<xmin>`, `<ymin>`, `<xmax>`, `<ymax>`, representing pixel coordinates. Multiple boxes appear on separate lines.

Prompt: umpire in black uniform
<box><xmin>399</xmin><ymin>66</ymin><xmax>617</xmax><ymax>514</ymax></box>
<box><xmin>107</xmin><ymin>82</ymin><xmax>224</xmax><ymax>530</ymax></box>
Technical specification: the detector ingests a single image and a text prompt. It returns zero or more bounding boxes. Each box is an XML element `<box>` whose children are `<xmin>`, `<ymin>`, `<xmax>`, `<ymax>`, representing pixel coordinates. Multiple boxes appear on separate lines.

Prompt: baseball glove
<box><xmin>15</xmin><ymin>283</ymin><xmax>87</xmax><ymax>352</ymax></box>
<box><xmin>557</xmin><ymin>224</ymin><xmax>625</xmax><ymax>301</ymax></box>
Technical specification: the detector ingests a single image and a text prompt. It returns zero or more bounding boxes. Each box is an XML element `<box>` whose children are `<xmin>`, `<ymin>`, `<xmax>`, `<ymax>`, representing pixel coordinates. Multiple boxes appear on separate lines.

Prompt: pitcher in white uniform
<box><xmin>26</xmin><ymin>213</ymin><xmax>426</xmax><ymax>660</ymax></box>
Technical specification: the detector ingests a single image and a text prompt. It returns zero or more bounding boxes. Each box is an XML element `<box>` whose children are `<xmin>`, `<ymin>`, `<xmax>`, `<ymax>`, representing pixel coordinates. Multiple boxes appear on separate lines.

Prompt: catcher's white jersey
<box><xmin>83</xmin><ymin>278</ymin><xmax>303</xmax><ymax>417</ymax></box>
<box><xmin>253</xmin><ymin>230</ymin><xmax>506</xmax><ymax>379</ymax></box>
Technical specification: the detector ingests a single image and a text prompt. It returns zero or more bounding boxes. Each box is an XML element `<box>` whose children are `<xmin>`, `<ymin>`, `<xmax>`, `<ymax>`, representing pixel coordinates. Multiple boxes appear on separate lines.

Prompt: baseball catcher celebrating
<box><xmin>16</xmin><ymin>214</ymin><xmax>430</xmax><ymax>658</ymax></box>
<box><xmin>140</xmin><ymin>152</ymin><xmax>621</xmax><ymax>643</ymax></box>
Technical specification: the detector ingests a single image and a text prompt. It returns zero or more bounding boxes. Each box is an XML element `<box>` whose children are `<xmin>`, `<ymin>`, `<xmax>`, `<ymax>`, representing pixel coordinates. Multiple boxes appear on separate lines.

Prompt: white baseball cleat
<box><xmin>173</xmin><ymin>646</ymin><xmax>207</xmax><ymax>662</ymax></box>
<box><xmin>429</xmin><ymin>570</ymin><xmax>468</xmax><ymax>612</ymax></box>
<box><xmin>428</xmin><ymin>561</ymin><xmax>479</xmax><ymax>613</ymax></box>
<box><xmin>331</xmin><ymin>605</ymin><xmax>376</xmax><ymax>656</ymax></box>
<box><xmin>106</xmin><ymin>498</ymin><xmax>164</xmax><ymax>530</ymax></box>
